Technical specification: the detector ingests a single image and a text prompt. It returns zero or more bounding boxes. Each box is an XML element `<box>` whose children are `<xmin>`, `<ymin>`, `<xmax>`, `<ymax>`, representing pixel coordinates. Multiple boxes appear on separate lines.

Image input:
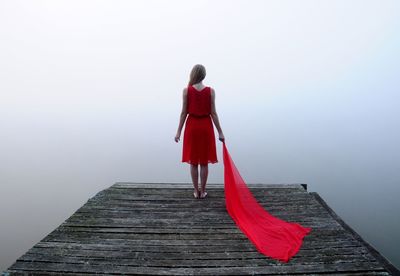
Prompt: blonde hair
<box><xmin>188</xmin><ymin>64</ymin><xmax>206</xmax><ymax>86</ymax></box>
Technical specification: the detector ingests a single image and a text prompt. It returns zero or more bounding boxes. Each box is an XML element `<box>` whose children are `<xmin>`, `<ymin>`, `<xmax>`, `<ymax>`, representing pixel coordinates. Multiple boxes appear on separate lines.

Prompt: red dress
<box><xmin>182</xmin><ymin>85</ymin><xmax>218</xmax><ymax>165</ymax></box>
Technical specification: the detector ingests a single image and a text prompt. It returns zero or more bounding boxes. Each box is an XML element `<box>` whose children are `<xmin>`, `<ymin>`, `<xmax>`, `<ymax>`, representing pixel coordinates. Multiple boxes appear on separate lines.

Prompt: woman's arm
<box><xmin>175</xmin><ymin>88</ymin><xmax>188</xmax><ymax>142</ymax></box>
<box><xmin>210</xmin><ymin>88</ymin><xmax>225</xmax><ymax>142</ymax></box>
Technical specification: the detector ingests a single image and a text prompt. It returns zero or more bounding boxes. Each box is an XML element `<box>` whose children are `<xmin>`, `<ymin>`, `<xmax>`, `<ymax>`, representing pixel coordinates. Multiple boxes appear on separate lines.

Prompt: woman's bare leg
<box><xmin>200</xmin><ymin>164</ymin><xmax>208</xmax><ymax>195</ymax></box>
<box><xmin>190</xmin><ymin>164</ymin><xmax>199</xmax><ymax>195</ymax></box>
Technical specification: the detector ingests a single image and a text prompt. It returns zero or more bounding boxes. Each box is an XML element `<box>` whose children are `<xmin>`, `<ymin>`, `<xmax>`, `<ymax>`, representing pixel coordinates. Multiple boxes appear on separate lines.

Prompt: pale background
<box><xmin>1</xmin><ymin>0</ymin><xmax>399</xmax><ymax>271</ymax></box>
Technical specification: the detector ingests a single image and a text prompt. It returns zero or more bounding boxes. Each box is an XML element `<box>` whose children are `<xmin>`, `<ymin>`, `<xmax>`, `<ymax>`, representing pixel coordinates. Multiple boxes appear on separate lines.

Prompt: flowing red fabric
<box><xmin>223</xmin><ymin>142</ymin><xmax>312</xmax><ymax>262</ymax></box>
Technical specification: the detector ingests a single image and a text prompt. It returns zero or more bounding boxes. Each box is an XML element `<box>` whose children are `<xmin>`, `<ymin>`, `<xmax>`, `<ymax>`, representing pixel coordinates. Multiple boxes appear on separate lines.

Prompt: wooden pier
<box><xmin>4</xmin><ymin>182</ymin><xmax>399</xmax><ymax>275</ymax></box>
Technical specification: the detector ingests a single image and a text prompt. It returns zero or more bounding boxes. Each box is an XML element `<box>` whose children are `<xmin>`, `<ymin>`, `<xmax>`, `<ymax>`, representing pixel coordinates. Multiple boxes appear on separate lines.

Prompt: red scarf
<box><xmin>223</xmin><ymin>142</ymin><xmax>312</xmax><ymax>262</ymax></box>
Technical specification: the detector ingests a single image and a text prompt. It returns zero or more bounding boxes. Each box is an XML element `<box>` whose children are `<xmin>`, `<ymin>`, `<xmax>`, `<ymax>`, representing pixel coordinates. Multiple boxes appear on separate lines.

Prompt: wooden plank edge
<box><xmin>112</xmin><ymin>182</ymin><xmax>308</xmax><ymax>190</ymax></box>
<box><xmin>310</xmin><ymin>192</ymin><xmax>400</xmax><ymax>276</ymax></box>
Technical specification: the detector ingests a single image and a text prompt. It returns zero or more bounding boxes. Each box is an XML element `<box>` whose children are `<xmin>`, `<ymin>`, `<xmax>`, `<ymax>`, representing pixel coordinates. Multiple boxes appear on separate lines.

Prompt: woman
<box><xmin>175</xmin><ymin>64</ymin><xmax>225</xmax><ymax>199</ymax></box>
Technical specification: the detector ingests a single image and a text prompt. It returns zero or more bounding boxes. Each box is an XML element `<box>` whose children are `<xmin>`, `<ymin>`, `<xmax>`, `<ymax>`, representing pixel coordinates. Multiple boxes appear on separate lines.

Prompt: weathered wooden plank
<box><xmin>112</xmin><ymin>182</ymin><xmax>307</xmax><ymax>190</ymax></box>
<box><xmin>61</xmin><ymin>217</ymin><xmax>338</xmax><ymax>228</ymax></box>
<box><xmin>82</xmin><ymin>201</ymin><xmax>322</xmax><ymax>211</ymax></box>
<box><xmin>35</xmin><ymin>239</ymin><xmax>364</xmax><ymax>252</ymax></box>
<box><xmin>93</xmin><ymin>193</ymin><xmax>314</xmax><ymax>201</ymax></box>
<box><xmin>46</xmin><ymin>225</ymin><xmax>350</xmax><ymax>238</ymax></box>
<box><xmin>55</xmin><ymin>225</ymin><xmax>342</xmax><ymax>235</ymax></box>
<box><xmin>16</xmin><ymin>253</ymin><xmax>380</xmax><ymax>269</ymax></box>
<box><xmin>33</xmin><ymin>240</ymin><xmax>368</xmax><ymax>251</ymax></box>
<box><xmin>3</xmin><ymin>271</ymin><xmax>392</xmax><ymax>276</ymax></box>
<box><xmin>25</xmin><ymin>244</ymin><xmax>374</xmax><ymax>259</ymax></box>
<box><xmin>67</xmin><ymin>211</ymin><xmax>332</xmax><ymax>222</ymax></box>
<box><xmin>6</xmin><ymin>260</ymin><xmax>389</xmax><ymax>275</ymax></box>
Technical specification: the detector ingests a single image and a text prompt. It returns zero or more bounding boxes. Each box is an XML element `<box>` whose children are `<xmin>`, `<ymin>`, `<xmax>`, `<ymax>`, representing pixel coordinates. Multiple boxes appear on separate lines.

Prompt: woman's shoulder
<box><xmin>209</xmin><ymin>86</ymin><xmax>215</xmax><ymax>95</ymax></box>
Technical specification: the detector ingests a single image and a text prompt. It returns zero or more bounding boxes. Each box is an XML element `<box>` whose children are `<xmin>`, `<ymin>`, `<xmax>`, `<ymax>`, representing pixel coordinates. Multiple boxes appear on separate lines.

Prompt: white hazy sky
<box><xmin>1</xmin><ymin>0</ymin><xmax>400</xmax><ymax>270</ymax></box>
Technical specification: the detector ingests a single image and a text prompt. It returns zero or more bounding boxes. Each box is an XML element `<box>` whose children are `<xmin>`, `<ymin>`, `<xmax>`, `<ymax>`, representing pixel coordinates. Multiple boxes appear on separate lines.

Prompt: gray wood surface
<box><xmin>4</xmin><ymin>183</ymin><xmax>399</xmax><ymax>275</ymax></box>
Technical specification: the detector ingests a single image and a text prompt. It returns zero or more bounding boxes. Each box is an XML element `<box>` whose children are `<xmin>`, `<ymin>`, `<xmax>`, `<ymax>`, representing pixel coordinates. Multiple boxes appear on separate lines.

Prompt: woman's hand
<box><xmin>175</xmin><ymin>132</ymin><xmax>181</xmax><ymax>143</ymax></box>
<box><xmin>218</xmin><ymin>133</ymin><xmax>225</xmax><ymax>142</ymax></box>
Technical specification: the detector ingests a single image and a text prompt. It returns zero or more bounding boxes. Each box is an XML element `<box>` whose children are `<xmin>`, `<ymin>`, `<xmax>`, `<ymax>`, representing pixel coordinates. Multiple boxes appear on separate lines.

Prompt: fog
<box><xmin>1</xmin><ymin>0</ymin><xmax>399</xmax><ymax>270</ymax></box>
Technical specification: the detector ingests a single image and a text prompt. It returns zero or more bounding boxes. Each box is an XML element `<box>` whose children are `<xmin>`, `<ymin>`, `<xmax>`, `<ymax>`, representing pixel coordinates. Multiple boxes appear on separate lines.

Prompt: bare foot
<box><xmin>200</xmin><ymin>191</ymin><xmax>208</xmax><ymax>199</ymax></box>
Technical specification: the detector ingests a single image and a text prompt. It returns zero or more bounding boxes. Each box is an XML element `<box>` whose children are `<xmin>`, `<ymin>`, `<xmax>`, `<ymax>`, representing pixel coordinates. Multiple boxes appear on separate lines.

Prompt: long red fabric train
<box><xmin>222</xmin><ymin>142</ymin><xmax>312</xmax><ymax>263</ymax></box>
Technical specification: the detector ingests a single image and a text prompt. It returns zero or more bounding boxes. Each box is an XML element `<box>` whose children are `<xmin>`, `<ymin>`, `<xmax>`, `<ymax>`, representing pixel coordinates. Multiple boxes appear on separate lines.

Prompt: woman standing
<box><xmin>175</xmin><ymin>64</ymin><xmax>225</xmax><ymax>199</ymax></box>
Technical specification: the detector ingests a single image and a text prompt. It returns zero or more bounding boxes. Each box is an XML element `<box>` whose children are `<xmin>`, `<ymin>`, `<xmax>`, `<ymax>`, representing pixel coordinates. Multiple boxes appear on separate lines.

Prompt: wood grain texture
<box><xmin>4</xmin><ymin>183</ymin><xmax>399</xmax><ymax>275</ymax></box>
